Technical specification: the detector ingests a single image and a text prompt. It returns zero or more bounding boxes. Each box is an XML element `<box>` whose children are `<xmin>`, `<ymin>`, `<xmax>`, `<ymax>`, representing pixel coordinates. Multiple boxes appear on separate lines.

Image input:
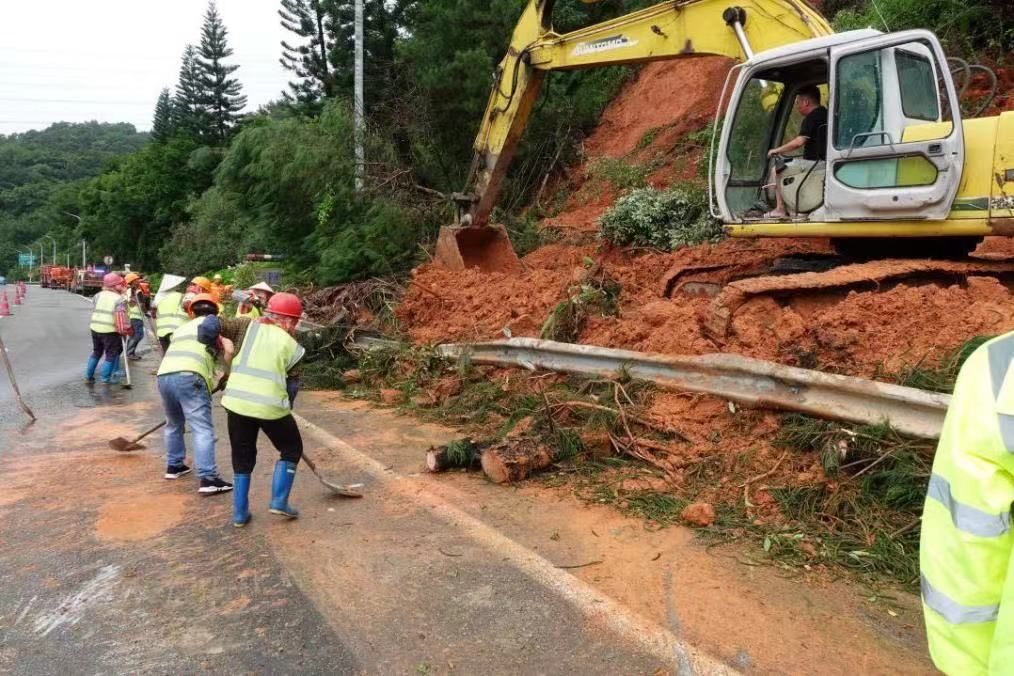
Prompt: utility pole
<box><xmin>81</xmin><ymin>239</ymin><xmax>87</xmax><ymax>269</ymax></box>
<box><xmin>354</xmin><ymin>0</ymin><xmax>365</xmax><ymax>192</ymax></box>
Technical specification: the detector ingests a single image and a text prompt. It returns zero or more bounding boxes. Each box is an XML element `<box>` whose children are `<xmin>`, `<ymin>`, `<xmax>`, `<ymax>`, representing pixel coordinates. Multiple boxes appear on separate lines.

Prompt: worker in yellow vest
<box><xmin>86</xmin><ymin>273</ymin><xmax>128</xmax><ymax>384</ymax></box>
<box><xmin>155</xmin><ymin>279</ymin><xmax>187</xmax><ymax>354</ymax></box>
<box><xmin>222</xmin><ymin>292</ymin><xmax>306</xmax><ymax>527</ymax></box>
<box><xmin>157</xmin><ymin>293</ymin><xmax>235</xmax><ymax>493</ymax></box>
<box><xmin>235</xmin><ymin>282</ymin><xmax>274</xmax><ymax>319</ymax></box>
<box><xmin>920</xmin><ymin>333</ymin><xmax>1014</xmax><ymax>674</ymax></box>
<box><xmin>124</xmin><ymin>272</ymin><xmax>146</xmax><ymax>360</ymax></box>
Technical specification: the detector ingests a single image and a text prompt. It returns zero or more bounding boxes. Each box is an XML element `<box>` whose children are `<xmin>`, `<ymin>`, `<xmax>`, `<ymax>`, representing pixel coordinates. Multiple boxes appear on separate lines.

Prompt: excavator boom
<box><xmin>436</xmin><ymin>0</ymin><xmax>832</xmax><ymax>271</ymax></box>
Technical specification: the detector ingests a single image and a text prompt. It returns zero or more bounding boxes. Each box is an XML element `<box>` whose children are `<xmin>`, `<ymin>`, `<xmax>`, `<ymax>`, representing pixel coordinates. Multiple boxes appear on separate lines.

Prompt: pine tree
<box><xmin>151</xmin><ymin>88</ymin><xmax>176</xmax><ymax>142</ymax></box>
<box><xmin>279</xmin><ymin>0</ymin><xmax>335</xmax><ymax>104</ymax></box>
<box><xmin>174</xmin><ymin>44</ymin><xmax>209</xmax><ymax>142</ymax></box>
<box><xmin>198</xmin><ymin>1</ymin><xmax>247</xmax><ymax>143</ymax></box>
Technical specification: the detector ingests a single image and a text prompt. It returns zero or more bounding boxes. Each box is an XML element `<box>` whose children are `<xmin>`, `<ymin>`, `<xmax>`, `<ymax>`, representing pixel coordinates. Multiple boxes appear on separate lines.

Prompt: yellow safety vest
<box><xmin>89</xmin><ymin>290</ymin><xmax>122</xmax><ymax>334</ymax></box>
<box><xmin>920</xmin><ymin>332</ymin><xmax>1014</xmax><ymax>675</ymax></box>
<box><xmin>128</xmin><ymin>293</ymin><xmax>143</xmax><ymax>321</ymax></box>
<box><xmin>222</xmin><ymin>321</ymin><xmax>304</xmax><ymax>421</ymax></box>
<box><xmin>156</xmin><ymin>292</ymin><xmax>187</xmax><ymax>338</ymax></box>
<box><xmin>156</xmin><ymin>317</ymin><xmax>216</xmax><ymax>391</ymax></box>
<box><xmin>236</xmin><ymin>305</ymin><xmax>261</xmax><ymax>319</ymax></box>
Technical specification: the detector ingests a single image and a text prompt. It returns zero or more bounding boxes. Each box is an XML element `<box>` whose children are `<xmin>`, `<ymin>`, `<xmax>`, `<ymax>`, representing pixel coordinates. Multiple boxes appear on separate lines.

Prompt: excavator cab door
<box><xmin>823</xmin><ymin>30</ymin><xmax>964</xmax><ymax>221</ymax></box>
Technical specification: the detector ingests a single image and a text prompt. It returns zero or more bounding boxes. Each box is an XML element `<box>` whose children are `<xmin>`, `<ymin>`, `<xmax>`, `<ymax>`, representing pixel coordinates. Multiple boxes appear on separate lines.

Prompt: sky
<box><xmin>0</xmin><ymin>0</ymin><xmax>292</xmax><ymax>135</ymax></box>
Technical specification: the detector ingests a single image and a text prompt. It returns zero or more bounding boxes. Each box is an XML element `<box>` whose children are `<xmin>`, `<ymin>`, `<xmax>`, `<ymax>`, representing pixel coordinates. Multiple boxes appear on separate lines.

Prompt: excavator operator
<box><xmin>764</xmin><ymin>85</ymin><xmax>828</xmax><ymax>219</ymax></box>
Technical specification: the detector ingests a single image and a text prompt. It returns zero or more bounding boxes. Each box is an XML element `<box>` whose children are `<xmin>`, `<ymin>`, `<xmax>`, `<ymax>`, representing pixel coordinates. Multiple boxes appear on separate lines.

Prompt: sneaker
<box><xmin>198</xmin><ymin>477</ymin><xmax>234</xmax><ymax>494</ymax></box>
<box><xmin>165</xmin><ymin>464</ymin><xmax>192</xmax><ymax>479</ymax></box>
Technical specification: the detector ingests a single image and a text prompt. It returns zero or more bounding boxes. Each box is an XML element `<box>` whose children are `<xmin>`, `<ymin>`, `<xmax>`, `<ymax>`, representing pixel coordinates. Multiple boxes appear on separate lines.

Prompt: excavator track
<box><xmin>699</xmin><ymin>259</ymin><xmax>1014</xmax><ymax>340</ymax></box>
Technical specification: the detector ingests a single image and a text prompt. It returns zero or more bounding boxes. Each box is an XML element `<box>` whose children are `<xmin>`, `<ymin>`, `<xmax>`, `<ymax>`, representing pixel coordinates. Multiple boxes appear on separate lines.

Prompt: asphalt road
<box><xmin>0</xmin><ymin>285</ymin><xmax>127</xmax><ymax>401</ymax></box>
<box><xmin>0</xmin><ymin>288</ymin><xmax>676</xmax><ymax>675</ymax></box>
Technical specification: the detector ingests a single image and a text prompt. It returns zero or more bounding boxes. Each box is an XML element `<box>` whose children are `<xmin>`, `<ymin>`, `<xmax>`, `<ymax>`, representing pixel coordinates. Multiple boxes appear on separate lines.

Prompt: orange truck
<box><xmin>48</xmin><ymin>266</ymin><xmax>73</xmax><ymax>290</ymax></box>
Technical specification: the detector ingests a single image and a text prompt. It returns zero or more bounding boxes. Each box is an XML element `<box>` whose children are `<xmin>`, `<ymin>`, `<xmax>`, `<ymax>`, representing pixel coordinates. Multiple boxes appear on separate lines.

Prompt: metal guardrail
<box><xmin>437</xmin><ymin>338</ymin><xmax>951</xmax><ymax>439</ymax></box>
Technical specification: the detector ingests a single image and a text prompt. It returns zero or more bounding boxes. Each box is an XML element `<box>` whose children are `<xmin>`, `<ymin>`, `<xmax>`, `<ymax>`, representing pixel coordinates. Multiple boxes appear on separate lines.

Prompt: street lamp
<box><xmin>41</xmin><ymin>235</ymin><xmax>57</xmax><ymax>265</ymax></box>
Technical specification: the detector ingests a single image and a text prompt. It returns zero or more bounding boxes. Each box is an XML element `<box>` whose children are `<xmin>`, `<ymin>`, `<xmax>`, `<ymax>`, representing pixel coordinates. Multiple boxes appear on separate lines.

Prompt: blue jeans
<box><xmin>125</xmin><ymin>318</ymin><xmax>145</xmax><ymax>356</ymax></box>
<box><xmin>158</xmin><ymin>372</ymin><xmax>218</xmax><ymax>479</ymax></box>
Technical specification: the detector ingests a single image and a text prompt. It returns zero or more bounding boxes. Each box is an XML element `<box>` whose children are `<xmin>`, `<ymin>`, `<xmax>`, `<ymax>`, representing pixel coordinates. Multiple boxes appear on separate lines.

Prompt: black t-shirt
<box><xmin>799</xmin><ymin>106</ymin><xmax>828</xmax><ymax>161</ymax></box>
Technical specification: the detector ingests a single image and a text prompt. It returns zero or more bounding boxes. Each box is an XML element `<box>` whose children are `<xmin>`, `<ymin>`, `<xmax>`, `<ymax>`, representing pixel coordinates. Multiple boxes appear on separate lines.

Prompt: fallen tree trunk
<box><xmin>426</xmin><ymin>439</ymin><xmax>481</xmax><ymax>473</ymax></box>
<box><xmin>481</xmin><ymin>438</ymin><xmax>556</xmax><ymax>484</ymax></box>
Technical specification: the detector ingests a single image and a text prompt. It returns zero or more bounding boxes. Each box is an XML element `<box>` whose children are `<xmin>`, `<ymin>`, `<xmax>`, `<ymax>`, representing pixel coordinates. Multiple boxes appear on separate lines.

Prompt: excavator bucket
<box><xmin>434</xmin><ymin>224</ymin><xmax>521</xmax><ymax>273</ymax></box>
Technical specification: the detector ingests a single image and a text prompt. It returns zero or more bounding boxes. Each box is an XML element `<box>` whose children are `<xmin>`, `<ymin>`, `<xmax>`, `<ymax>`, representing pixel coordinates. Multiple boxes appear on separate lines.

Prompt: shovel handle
<box><xmin>132</xmin><ymin>420</ymin><xmax>167</xmax><ymax>444</ymax></box>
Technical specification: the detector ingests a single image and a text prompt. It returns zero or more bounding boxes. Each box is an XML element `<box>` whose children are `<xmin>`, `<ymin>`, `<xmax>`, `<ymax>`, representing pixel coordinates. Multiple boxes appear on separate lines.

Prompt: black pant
<box><xmin>227</xmin><ymin>410</ymin><xmax>303</xmax><ymax>475</ymax></box>
<box><xmin>90</xmin><ymin>331</ymin><xmax>123</xmax><ymax>361</ymax></box>
<box><xmin>158</xmin><ymin>334</ymin><xmax>172</xmax><ymax>354</ymax></box>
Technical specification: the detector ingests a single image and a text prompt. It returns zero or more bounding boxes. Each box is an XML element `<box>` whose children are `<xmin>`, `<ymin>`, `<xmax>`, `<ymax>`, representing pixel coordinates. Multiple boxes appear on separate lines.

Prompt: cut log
<box><xmin>426</xmin><ymin>439</ymin><xmax>481</xmax><ymax>473</ymax></box>
<box><xmin>481</xmin><ymin>438</ymin><xmax>556</xmax><ymax>484</ymax></box>
<box><xmin>426</xmin><ymin>446</ymin><xmax>452</xmax><ymax>472</ymax></box>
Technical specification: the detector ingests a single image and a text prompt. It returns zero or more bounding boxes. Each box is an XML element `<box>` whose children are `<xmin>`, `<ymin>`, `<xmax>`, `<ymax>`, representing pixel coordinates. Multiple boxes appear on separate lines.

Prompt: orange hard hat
<box><xmin>124</xmin><ymin>272</ymin><xmax>140</xmax><ymax>285</ymax></box>
<box><xmin>103</xmin><ymin>272</ymin><xmax>124</xmax><ymax>288</ymax></box>
<box><xmin>266</xmin><ymin>292</ymin><xmax>303</xmax><ymax>318</ymax></box>
<box><xmin>187</xmin><ymin>293</ymin><xmax>220</xmax><ymax>317</ymax></box>
<box><xmin>191</xmin><ymin>276</ymin><xmax>212</xmax><ymax>292</ymax></box>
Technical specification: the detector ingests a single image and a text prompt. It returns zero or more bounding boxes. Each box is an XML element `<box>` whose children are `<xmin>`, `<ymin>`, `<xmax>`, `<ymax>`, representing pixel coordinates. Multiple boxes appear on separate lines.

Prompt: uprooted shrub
<box><xmin>598</xmin><ymin>184</ymin><xmax>722</xmax><ymax>251</ymax></box>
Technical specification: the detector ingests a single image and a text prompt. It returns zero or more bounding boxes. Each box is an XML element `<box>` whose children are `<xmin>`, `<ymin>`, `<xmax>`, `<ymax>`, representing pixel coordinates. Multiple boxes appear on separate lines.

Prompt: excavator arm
<box><xmin>459</xmin><ymin>0</ymin><xmax>832</xmax><ymax>232</ymax></box>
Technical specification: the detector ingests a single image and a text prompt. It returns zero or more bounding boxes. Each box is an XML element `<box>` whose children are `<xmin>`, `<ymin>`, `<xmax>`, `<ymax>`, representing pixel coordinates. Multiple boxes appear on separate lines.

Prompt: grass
<box><xmin>540</xmin><ymin>272</ymin><xmax>622</xmax><ymax>343</ymax></box>
<box><xmin>588</xmin><ymin>157</ymin><xmax>648</xmax><ymax>190</ymax></box>
<box><xmin>334</xmin><ymin>339</ymin><xmax>937</xmax><ymax>589</ymax></box>
<box><xmin>893</xmin><ymin>335</ymin><xmax>993</xmax><ymax>393</ymax></box>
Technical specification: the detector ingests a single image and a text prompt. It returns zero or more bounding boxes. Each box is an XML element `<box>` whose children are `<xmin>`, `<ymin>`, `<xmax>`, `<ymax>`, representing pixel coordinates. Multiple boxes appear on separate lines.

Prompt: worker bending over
<box><xmin>223</xmin><ymin>292</ymin><xmax>306</xmax><ymax>527</ymax></box>
<box><xmin>157</xmin><ymin>293</ymin><xmax>235</xmax><ymax>493</ymax></box>
<box><xmin>920</xmin><ymin>334</ymin><xmax>1014</xmax><ymax>673</ymax></box>
<box><xmin>155</xmin><ymin>278</ymin><xmax>187</xmax><ymax>354</ymax></box>
<box><xmin>85</xmin><ymin>273</ymin><xmax>128</xmax><ymax>385</ymax></box>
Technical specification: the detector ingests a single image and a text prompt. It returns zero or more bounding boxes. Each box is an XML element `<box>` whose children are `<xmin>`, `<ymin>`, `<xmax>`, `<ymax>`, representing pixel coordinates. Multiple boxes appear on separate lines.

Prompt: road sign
<box><xmin>17</xmin><ymin>253</ymin><xmax>35</xmax><ymax>267</ymax></box>
<box><xmin>103</xmin><ymin>255</ymin><xmax>114</xmax><ymax>266</ymax></box>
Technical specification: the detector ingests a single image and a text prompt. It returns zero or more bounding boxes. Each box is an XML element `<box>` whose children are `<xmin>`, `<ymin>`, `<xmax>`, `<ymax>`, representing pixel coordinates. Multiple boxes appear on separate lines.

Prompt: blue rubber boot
<box><xmin>84</xmin><ymin>355</ymin><xmax>100</xmax><ymax>382</ymax></box>
<box><xmin>268</xmin><ymin>461</ymin><xmax>299</xmax><ymax>519</ymax></box>
<box><xmin>97</xmin><ymin>360</ymin><xmax>120</xmax><ymax>384</ymax></box>
<box><xmin>232</xmin><ymin>474</ymin><xmax>252</xmax><ymax>528</ymax></box>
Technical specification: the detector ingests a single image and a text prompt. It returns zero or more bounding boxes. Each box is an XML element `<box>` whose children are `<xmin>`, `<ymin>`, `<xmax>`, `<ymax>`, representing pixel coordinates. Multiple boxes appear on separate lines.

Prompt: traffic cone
<box><xmin>13</xmin><ymin>290</ymin><xmax>21</xmax><ymax>305</ymax></box>
<box><xmin>0</xmin><ymin>292</ymin><xmax>10</xmax><ymax>316</ymax></box>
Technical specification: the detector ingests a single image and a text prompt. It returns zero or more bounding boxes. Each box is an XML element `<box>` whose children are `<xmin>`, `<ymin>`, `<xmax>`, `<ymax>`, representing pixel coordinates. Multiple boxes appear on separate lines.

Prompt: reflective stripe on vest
<box><xmin>222</xmin><ymin>321</ymin><xmax>301</xmax><ymax>421</ymax></box>
<box><xmin>920</xmin><ymin>332</ymin><xmax>1014</xmax><ymax>674</ymax></box>
<box><xmin>89</xmin><ymin>290</ymin><xmax>121</xmax><ymax>333</ymax></box>
<box><xmin>156</xmin><ymin>292</ymin><xmax>187</xmax><ymax>337</ymax></box>
<box><xmin>922</xmin><ymin>575</ymin><xmax>1000</xmax><ymax>625</ymax></box>
<box><xmin>156</xmin><ymin>317</ymin><xmax>215</xmax><ymax>390</ymax></box>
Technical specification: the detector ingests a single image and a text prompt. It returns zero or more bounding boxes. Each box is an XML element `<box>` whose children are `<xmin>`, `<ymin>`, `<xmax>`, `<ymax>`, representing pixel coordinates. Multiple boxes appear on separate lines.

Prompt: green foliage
<box><xmin>832</xmin><ymin>0</ymin><xmax>1013</xmax><ymax>56</ymax></box>
<box><xmin>773</xmin><ymin>415</ymin><xmax>934</xmax><ymax>585</ymax></box>
<box><xmin>587</xmin><ymin>157</ymin><xmax>648</xmax><ymax>190</ymax></box>
<box><xmin>198</xmin><ymin>1</ymin><xmax>247</xmax><ymax>143</ymax></box>
<box><xmin>599</xmin><ymin>185</ymin><xmax>722</xmax><ymax>251</ymax></box>
<box><xmin>231</xmin><ymin>262</ymin><xmax>257</xmax><ymax>291</ymax></box>
<box><xmin>540</xmin><ymin>273</ymin><xmax>622</xmax><ymax>343</ymax></box>
<box><xmin>894</xmin><ymin>335</ymin><xmax>993</xmax><ymax>393</ymax></box>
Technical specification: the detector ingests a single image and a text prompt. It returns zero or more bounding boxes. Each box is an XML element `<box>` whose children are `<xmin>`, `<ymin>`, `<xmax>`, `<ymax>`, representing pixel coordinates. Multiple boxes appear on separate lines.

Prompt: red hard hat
<box><xmin>266</xmin><ymin>292</ymin><xmax>303</xmax><ymax>318</ymax></box>
<box><xmin>103</xmin><ymin>272</ymin><xmax>124</xmax><ymax>288</ymax></box>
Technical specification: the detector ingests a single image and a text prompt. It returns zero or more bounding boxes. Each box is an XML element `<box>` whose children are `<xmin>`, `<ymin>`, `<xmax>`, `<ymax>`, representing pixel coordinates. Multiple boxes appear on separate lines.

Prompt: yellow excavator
<box><xmin>435</xmin><ymin>0</ymin><xmax>1014</xmax><ymax>271</ymax></box>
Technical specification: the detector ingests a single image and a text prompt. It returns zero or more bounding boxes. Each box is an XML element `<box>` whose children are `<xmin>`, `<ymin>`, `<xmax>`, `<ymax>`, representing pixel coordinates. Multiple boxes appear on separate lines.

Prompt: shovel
<box><xmin>109</xmin><ymin>419</ymin><xmax>166</xmax><ymax>452</ymax></box>
<box><xmin>108</xmin><ymin>379</ymin><xmax>227</xmax><ymax>452</ymax></box>
<box><xmin>302</xmin><ymin>450</ymin><xmax>364</xmax><ymax>498</ymax></box>
<box><xmin>120</xmin><ymin>337</ymin><xmax>132</xmax><ymax>389</ymax></box>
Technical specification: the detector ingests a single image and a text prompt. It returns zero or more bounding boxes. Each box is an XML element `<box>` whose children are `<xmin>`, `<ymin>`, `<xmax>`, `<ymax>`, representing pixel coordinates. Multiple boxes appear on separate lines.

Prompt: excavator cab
<box><xmin>716</xmin><ymin>29</ymin><xmax>966</xmax><ymax>231</ymax></box>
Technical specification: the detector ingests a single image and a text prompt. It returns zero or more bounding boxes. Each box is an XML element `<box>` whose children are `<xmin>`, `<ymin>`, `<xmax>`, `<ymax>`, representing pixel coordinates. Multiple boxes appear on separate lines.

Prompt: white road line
<box><xmin>33</xmin><ymin>564</ymin><xmax>120</xmax><ymax>637</ymax></box>
<box><xmin>294</xmin><ymin>414</ymin><xmax>737</xmax><ymax>675</ymax></box>
<box><xmin>14</xmin><ymin>595</ymin><xmax>37</xmax><ymax>626</ymax></box>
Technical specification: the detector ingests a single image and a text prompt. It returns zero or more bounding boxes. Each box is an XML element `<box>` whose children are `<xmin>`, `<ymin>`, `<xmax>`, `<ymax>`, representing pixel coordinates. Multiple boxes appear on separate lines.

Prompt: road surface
<box><xmin>0</xmin><ymin>287</ymin><xmax>934</xmax><ymax>674</ymax></box>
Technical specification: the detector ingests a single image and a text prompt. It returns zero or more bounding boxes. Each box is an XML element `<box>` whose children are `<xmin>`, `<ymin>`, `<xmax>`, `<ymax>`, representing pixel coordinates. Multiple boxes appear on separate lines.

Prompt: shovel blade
<box><xmin>108</xmin><ymin>437</ymin><xmax>146</xmax><ymax>452</ymax></box>
<box><xmin>320</xmin><ymin>478</ymin><xmax>365</xmax><ymax>498</ymax></box>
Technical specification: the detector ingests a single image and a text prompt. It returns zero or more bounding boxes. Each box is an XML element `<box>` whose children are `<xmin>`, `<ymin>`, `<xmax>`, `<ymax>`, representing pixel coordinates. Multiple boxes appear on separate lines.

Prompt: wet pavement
<box><xmin>0</xmin><ymin>288</ymin><xmax>674</xmax><ymax>675</ymax></box>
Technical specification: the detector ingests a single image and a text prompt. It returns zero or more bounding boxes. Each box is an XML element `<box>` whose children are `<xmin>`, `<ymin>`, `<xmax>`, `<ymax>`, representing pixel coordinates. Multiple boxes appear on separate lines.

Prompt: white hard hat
<box><xmin>249</xmin><ymin>282</ymin><xmax>275</xmax><ymax>294</ymax></box>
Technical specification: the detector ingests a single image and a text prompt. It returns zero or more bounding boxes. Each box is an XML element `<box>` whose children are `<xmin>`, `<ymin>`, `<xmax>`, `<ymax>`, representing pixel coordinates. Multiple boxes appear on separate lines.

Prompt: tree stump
<box><xmin>481</xmin><ymin>438</ymin><xmax>555</xmax><ymax>484</ymax></box>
